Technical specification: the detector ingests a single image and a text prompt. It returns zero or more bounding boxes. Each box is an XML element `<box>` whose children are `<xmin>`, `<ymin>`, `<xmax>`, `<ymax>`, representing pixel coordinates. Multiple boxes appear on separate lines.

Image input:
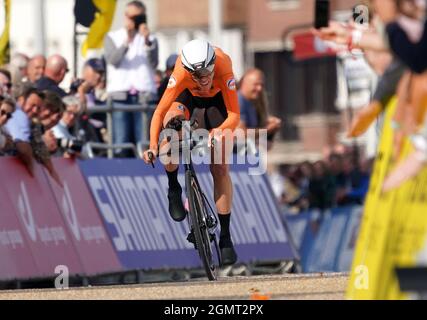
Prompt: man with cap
<box><xmin>70</xmin><ymin>58</ymin><xmax>105</xmax><ymax>110</ymax></box>
<box><xmin>67</xmin><ymin>58</ymin><xmax>106</xmax><ymax>146</ymax></box>
<box><xmin>158</xmin><ymin>53</ymin><xmax>178</xmax><ymax>99</ymax></box>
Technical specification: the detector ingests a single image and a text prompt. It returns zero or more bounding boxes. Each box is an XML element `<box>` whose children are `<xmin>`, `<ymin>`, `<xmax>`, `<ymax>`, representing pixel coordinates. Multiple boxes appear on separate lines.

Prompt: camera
<box><xmin>69</xmin><ymin>79</ymin><xmax>85</xmax><ymax>94</ymax></box>
<box><xmin>314</xmin><ymin>0</ymin><xmax>329</xmax><ymax>29</ymax></box>
<box><xmin>132</xmin><ymin>13</ymin><xmax>147</xmax><ymax>29</ymax></box>
<box><xmin>57</xmin><ymin>138</ymin><xmax>83</xmax><ymax>153</ymax></box>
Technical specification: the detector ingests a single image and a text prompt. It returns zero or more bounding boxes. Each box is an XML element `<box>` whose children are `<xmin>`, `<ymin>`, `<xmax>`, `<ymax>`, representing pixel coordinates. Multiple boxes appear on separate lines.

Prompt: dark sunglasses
<box><xmin>4</xmin><ymin>83</ymin><xmax>12</xmax><ymax>89</ymax></box>
<box><xmin>190</xmin><ymin>65</ymin><xmax>215</xmax><ymax>80</ymax></box>
<box><xmin>0</xmin><ymin>109</ymin><xmax>12</xmax><ymax>119</ymax></box>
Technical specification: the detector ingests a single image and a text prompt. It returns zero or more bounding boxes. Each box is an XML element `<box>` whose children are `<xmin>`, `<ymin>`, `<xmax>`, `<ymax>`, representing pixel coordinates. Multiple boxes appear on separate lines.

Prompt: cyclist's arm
<box><xmin>216</xmin><ymin>74</ymin><xmax>240</xmax><ymax>132</ymax></box>
<box><xmin>149</xmin><ymin>73</ymin><xmax>186</xmax><ymax>150</ymax></box>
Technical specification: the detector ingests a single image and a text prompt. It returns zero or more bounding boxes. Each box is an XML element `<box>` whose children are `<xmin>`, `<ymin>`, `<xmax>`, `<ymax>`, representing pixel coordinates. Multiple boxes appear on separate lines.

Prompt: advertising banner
<box><xmin>79</xmin><ymin>159</ymin><xmax>298</xmax><ymax>270</ymax></box>
<box><xmin>0</xmin><ymin>158</ymin><xmax>84</xmax><ymax>277</ymax></box>
<box><xmin>0</xmin><ymin>177</ymin><xmax>39</xmax><ymax>280</ymax></box>
<box><xmin>47</xmin><ymin>159</ymin><xmax>121</xmax><ymax>275</ymax></box>
<box><xmin>284</xmin><ymin>206</ymin><xmax>363</xmax><ymax>273</ymax></box>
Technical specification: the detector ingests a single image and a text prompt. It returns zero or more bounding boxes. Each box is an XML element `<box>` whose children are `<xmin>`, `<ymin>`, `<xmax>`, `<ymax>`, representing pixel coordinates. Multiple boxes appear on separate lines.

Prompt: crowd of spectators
<box><xmin>272</xmin><ymin>0</ymin><xmax>427</xmax><ymax>215</ymax></box>
<box><xmin>270</xmin><ymin>146</ymin><xmax>373</xmax><ymax>215</ymax></box>
<box><xmin>2</xmin><ymin>0</ymin><xmax>426</xmax><ymax>200</ymax></box>
<box><xmin>0</xmin><ymin>1</ymin><xmax>164</xmax><ymax>184</ymax></box>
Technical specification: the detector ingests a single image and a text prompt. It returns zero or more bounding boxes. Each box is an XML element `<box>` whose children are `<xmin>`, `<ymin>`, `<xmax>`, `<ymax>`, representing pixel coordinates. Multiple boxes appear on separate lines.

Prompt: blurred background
<box><xmin>8</xmin><ymin>0</ymin><xmax>369</xmax><ymax>163</ymax></box>
<box><xmin>0</xmin><ymin>0</ymin><xmax>394</xmax><ymax>288</ymax></box>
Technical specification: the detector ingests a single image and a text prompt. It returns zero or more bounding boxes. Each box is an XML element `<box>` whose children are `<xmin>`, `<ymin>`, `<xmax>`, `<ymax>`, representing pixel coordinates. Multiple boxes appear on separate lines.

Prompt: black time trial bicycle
<box><xmin>148</xmin><ymin>119</ymin><xmax>222</xmax><ymax>280</ymax></box>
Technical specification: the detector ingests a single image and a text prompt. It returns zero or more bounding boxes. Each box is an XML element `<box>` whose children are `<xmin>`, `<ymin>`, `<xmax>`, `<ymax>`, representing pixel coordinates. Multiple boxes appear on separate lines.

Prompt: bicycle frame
<box><xmin>153</xmin><ymin>123</ymin><xmax>221</xmax><ymax>280</ymax></box>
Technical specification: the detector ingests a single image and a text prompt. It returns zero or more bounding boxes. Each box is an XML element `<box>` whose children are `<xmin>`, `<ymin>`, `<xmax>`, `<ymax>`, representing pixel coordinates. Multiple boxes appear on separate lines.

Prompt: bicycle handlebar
<box><xmin>147</xmin><ymin>151</ymin><xmax>155</xmax><ymax>168</ymax></box>
<box><xmin>147</xmin><ymin>118</ymin><xmax>217</xmax><ymax>169</ymax></box>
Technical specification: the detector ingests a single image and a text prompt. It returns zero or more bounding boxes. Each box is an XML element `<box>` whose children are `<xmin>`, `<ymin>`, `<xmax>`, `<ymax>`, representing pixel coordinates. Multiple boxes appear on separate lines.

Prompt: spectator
<box><xmin>52</xmin><ymin>96</ymin><xmax>81</xmax><ymax>141</ymax></box>
<box><xmin>40</xmin><ymin>91</ymin><xmax>65</xmax><ymax>154</ymax></box>
<box><xmin>267</xmin><ymin>163</ymin><xmax>286</xmax><ymax>203</ymax></box>
<box><xmin>52</xmin><ymin>95</ymin><xmax>85</xmax><ymax>158</ymax></box>
<box><xmin>93</xmin><ymin>73</ymin><xmax>108</xmax><ymax>105</ymax></box>
<box><xmin>328</xmin><ymin>153</ymin><xmax>348</xmax><ymax>202</ymax></box>
<box><xmin>35</xmin><ymin>54</ymin><xmax>69</xmax><ymax>97</ymax></box>
<box><xmin>154</xmin><ymin>69</ymin><xmax>163</xmax><ymax>93</ymax></box>
<box><xmin>335</xmin><ymin>154</ymin><xmax>357</xmax><ymax>205</ymax></box>
<box><xmin>29</xmin><ymin>92</ymin><xmax>62</xmax><ymax>185</ymax></box>
<box><xmin>382</xmin><ymin>0</ymin><xmax>427</xmax><ymax>73</ymax></box>
<box><xmin>281</xmin><ymin>165</ymin><xmax>307</xmax><ymax>214</ymax></box>
<box><xmin>0</xmin><ymin>98</ymin><xmax>16</xmax><ymax>154</ymax></box>
<box><xmin>4</xmin><ymin>85</ymin><xmax>61</xmax><ymax>185</ymax></box>
<box><xmin>9</xmin><ymin>53</ymin><xmax>29</xmax><ymax>87</ymax></box>
<box><xmin>341</xmin><ymin>157</ymin><xmax>373</xmax><ymax>205</ymax></box>
<box><xmin>299</xmin><ymin>161</ymin><xmax>314</xmax><ymax>204</ymax></box>
<box><xmin>25</xmin><ymin>55</ymin><xmax>46</xmax><ymax>84</ymax></box>
<box><xmin>0</xmin><ymin>69</ymin><xmax>13</xmax><ymax>98</ymax></box>
<box><xmin>348</xmin><ymin>58</ymin><xmax>406</xmax><ymax>138</ymax></box>
<box><xmin>314</xmin><ymin>0</ymin><xmax>427</xmax><ymax>73</ymax></box>
<box><xmin>70</xmin><ymin>57</ymin><xmax>105</xmax><ymax>109</ymax></box>
<box><xmin>158</xmin><ymin>53</ymin><xmax>178</xmax><ymax>99</ymax></box>
<box><xmin>104</xmin><ymin>0</ymin><xmax>158</xmax><ymax>157</ymax></box>
<box><xmin>237</xmin><ymin>68</ymin><xmax>282</xmax><ymax>151</ymax></box>
<box><xmin>309</xmin><ymin>161</ymin><xmax>336</xmax><ymax>211</ymax></box>
<box><xmin>40</xmin><ymin>90</ymin><xmax>64</xmax><ymax>130</ymax></box>
<box><xmin>67</xmin><ymin>58</ymin><xmax>107</xmax><ymax>149</ymax></box>
<box><xmin>5</xmin><ymin>86</ymin><xmax>45</xmax><ymax>176</ymax></box>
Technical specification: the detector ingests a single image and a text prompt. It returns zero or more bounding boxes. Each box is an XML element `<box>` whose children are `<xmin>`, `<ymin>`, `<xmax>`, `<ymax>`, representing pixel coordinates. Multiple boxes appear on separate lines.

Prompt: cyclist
<box><xmin>142</xmin><ymin>39</ymin><xmax>240</xmax><ymax>265</ymax></box>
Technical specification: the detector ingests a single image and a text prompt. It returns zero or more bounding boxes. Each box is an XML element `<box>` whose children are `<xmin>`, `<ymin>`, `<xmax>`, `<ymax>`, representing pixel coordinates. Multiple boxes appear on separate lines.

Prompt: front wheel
<box><xmin>186</xmin><ymin>170</ymin><xmax>218</xmax><ymax>281</ymax></box>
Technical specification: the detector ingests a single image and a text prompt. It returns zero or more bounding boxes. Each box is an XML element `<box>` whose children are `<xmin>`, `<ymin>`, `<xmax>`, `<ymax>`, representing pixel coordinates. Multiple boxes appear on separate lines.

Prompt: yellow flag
<box><xmin>0</xmin><ymin>0</ymin><xmax>11</xmax><ymax>66</ymax></box>
<box><xmin>382</xmin><ymin>138</ymin><xmax>427</xmax><ymax>300</ymax></box>
<box><xmin>346</xmin><ymin>97</ymin><xmax>398</xmax><ymax>299</ymax></box>
<box><xmin>347</xmin><ymin>96</ymin><xmax>427</xmax><ymax>300</ymax></box>
<box><xmin>81</xmin><ymin>0</ymin><xmax>117</xmax><ymax>57</ymax></box>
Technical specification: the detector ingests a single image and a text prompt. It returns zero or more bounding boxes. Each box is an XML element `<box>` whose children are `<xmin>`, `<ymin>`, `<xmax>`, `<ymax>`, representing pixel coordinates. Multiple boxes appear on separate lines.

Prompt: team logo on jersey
<box><xmin>167</xmin><ymin>76</ymin><xmax>177</xmax><ymax>88</ymax></box>
<box><xmin>227</xmin><ymin>78</ymin><xmax>236</xmax><ymax>91</ymax></box>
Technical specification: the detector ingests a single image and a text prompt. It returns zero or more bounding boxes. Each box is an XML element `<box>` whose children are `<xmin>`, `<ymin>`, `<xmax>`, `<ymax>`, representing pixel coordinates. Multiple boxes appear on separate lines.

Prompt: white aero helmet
<box><xmin>181</xmin><ymin>39</ymin><xmax>216</xmax><ymax>76</ymax></box>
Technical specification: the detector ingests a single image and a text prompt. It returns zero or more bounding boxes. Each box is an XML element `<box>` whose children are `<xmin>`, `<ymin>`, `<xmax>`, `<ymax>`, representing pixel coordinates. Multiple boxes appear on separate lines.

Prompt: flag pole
<box><xmin>73</xmin><ymin>17</ymin><xmax>78</xmax><ymax>78</ymax></box>
<box><xmin>34</xmin><ymin>0</ymin><xmax>46</xmax><ymax>56</ymax></box>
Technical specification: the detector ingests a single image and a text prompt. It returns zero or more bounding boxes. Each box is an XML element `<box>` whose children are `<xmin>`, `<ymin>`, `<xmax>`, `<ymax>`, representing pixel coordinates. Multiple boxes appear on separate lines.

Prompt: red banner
<box><xmin>0</xmin><ymin>180</ymin><xmax>39</xmax><ymax>280</ymax></box>
<box><xmin>48</xmin><ymin>158</ymin><xmax>121</xmax><ymax>275</ymax></box>
<box><xmin>293</xmin><ymin>32</ymin><xmax>336</xmax><ymax>60</ymax></box>
<box><xmin>0</xmin><ymin>158</ymin><xmax>121</xmax><ymax>281</ymax></box>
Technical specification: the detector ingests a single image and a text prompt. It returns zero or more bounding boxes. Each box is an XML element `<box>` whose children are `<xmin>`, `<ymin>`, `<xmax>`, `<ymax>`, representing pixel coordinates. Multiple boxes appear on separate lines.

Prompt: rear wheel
<box><xmin>186</xmin><ymin>170</ymin><xmax>218</xmax><ymax>281</ymax></box>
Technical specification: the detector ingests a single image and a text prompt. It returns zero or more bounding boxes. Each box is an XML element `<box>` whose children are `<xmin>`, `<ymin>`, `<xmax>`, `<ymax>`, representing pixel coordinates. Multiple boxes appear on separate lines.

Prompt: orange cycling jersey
<box><xmin>149</xmin><ymin>47</ymin><xmax>240</xmax><ymax>150</ymax></box>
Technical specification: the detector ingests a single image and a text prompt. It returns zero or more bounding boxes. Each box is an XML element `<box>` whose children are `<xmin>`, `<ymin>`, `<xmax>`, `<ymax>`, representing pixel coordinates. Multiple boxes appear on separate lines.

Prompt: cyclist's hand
<box><xmin>142</xmin><ymin>149</ymin><xmax>158</xmax><ymax>164</ymax></box>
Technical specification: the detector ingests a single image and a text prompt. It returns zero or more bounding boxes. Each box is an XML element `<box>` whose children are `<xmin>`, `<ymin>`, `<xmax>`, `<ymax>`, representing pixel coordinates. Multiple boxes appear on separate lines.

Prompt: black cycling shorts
<box><xmin>175</xmin><ymin>89</ymin><xmax>228</xmax><ymax>130</ymax></box>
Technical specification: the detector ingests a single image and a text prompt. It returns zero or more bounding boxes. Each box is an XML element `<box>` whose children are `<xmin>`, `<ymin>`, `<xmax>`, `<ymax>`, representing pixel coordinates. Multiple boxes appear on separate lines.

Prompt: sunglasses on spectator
<box><xmin>0</xmin><ymin>109</ymin><xmax>12</xmax><ymax>119</ymax></box>
<box><xmin>2</xmin><ymin>83</ymin><xmax>12</xmax><ymax>89</ymax></box>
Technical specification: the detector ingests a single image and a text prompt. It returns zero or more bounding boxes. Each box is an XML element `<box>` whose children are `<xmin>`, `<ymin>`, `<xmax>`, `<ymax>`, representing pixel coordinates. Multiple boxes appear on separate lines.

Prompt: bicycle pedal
<box><xmin>186</xmin><ymin>231</ymin><xmax>197</xmax><ymax>250</ymax></box>
<box><xmin>187</xmin><ymin>231</ymin><xmax>195</xmax><ymax>244</ymax></box>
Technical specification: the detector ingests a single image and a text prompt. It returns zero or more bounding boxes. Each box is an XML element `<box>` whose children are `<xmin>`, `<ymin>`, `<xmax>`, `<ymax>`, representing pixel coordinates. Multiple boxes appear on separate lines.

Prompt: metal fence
<box><xmin>85</xmin><ymin>95</ymin><xmax>158</xmax><ymax>159</ymax></box>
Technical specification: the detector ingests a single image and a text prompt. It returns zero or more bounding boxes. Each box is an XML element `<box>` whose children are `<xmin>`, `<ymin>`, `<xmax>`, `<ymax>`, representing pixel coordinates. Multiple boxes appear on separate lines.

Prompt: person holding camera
<box><xmin>70</xmin><ymin>58</ymin><xmax>105</xmax><ymax>110</ymax></box>
<box><xmin>51</xmin><ymin>95</ymin><xmax>85</xmax><ymax>158</ymax></box>
<box><xmin>104</xmin><ymin>0</ymin><xmax>158</xmax><ymax>157</ymax></box>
